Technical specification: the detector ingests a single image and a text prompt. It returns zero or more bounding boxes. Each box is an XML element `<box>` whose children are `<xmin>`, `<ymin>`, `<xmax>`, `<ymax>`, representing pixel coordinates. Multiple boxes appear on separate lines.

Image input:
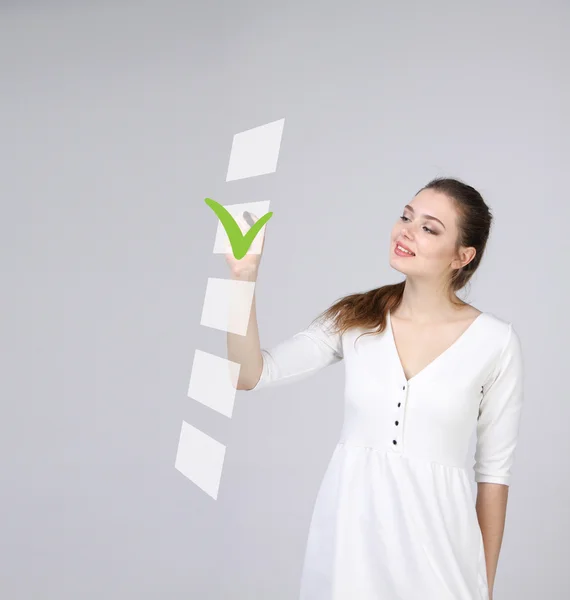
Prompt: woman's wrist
<box><xmin>230</xmin><ymin>270</ymin><xmax>258</xmax><ymax>282</ymax></box>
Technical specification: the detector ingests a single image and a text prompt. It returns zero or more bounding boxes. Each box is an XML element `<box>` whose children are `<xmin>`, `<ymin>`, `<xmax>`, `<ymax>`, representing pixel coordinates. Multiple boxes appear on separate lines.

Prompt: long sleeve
<box><xmin>248</xmin><ymin>313</ymin><xmax>344</xmax><ymax>392</ymax></box>
<box><xmin>473</xmin><ymin>323</ymin><xmax>525</xmax><ymax>486</ymax></box>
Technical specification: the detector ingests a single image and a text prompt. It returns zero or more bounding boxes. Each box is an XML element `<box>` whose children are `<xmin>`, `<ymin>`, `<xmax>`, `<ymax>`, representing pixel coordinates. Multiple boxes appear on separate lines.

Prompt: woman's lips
<box><xmin>394</xmin><ymin>243</ymin><xmax>415</xmax><ymax>257</ymax></box>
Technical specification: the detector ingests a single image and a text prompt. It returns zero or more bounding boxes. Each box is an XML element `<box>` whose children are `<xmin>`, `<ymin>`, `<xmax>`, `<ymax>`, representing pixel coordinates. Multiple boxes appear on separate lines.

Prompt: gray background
<box><xmin>1</xmin><ymin>1</ymin><xmax>568</xmax><ymax>598</ymax></box>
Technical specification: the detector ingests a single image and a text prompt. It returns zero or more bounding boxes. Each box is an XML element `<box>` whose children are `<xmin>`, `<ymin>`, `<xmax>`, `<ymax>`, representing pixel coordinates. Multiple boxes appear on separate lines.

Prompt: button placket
<box><xmin>392</xmin><ymin>382</ymin><xmax>407</xmax><ymax>450</ymax></box>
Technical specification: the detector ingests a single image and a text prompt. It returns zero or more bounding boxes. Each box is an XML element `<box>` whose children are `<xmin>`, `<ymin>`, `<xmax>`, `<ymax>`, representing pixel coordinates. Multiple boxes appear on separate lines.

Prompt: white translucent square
<box><xmin>226</xmin><ymin>118</ymin><xmax>285</xmax><ymax>181</ymax></box>
<box><xmin>175</xmin><ymin>421</ymin><xmax>226</xmax><ymax>500</ymax></box>
<box><xmin>200</xmin><ymin>277</ymin><xmax>256</xmax><ymax>335</ymax></box>
<box><xmin>212</xmin><ymin>200</ymin><xmax>270</xmax><ymax>256</ymax></box>
<box><xmin>188</xmin><ymin>349</ymin><xmax>240</xmax><ymax>418</ymax></box>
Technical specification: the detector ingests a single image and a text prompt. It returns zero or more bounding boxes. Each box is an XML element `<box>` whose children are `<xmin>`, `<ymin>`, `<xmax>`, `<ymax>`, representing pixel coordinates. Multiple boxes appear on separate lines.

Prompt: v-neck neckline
<box><xmin>386</xmin><ymin>309</ymin><xmax>486</xmax><ymax>384</ymax></box>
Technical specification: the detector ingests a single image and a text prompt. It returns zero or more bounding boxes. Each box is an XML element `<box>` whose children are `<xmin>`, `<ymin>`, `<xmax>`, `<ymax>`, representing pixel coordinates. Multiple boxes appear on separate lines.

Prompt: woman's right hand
<box><xmin>224</xmin><ymin>210</ymin><xmax>267</xmax><ymax>280</ymax></box>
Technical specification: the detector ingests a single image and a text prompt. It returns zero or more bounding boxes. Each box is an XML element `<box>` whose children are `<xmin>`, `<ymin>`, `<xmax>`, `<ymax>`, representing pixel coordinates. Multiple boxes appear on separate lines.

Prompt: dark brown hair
<box><xmin>312</xmin><ymin>176</ymin><xmax>493</xmax><ymax>344</ymax></box>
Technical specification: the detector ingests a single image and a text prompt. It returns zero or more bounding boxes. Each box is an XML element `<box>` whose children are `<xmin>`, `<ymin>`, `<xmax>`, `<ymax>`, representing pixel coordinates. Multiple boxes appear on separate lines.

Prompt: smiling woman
<box><xmin>238</xmin><ymin>176</ymin><xmax>523</xmax><ymax>600</ymax></box>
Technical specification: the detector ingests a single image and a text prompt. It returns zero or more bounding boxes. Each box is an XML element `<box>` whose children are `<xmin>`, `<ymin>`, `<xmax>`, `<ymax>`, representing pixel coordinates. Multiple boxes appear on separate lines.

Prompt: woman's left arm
<box><xmin>473</xmin><ymin>322</ymin><xmax>525</xmax><ymax>600</ymax></box>
<box><xmin>476</xmin><ymin>482</ymin><xmax>509</xmax><ymax>599</ymax></box>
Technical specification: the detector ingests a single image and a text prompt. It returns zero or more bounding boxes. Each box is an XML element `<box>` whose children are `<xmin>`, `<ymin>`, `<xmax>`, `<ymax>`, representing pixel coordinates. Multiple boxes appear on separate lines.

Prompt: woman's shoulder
<box><xmin>477</xmin><ymin>308</ymin><xmax>518</xmax><ymax>341</ymax></box>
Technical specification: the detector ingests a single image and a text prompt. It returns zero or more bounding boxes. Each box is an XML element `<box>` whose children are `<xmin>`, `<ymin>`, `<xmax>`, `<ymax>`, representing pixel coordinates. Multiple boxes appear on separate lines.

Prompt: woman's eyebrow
<box><xmin>404</xmin><ymin>205</ymin><xmax>446</xmax><ymax>229</ymax></box>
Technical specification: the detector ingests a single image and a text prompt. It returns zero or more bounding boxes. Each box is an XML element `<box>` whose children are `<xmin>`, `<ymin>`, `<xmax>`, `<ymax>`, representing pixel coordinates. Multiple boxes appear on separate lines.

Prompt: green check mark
<box><xmin>204</xmin><ymin>197</ymin><xmax>274</xmax><ymax>260</ymax></box>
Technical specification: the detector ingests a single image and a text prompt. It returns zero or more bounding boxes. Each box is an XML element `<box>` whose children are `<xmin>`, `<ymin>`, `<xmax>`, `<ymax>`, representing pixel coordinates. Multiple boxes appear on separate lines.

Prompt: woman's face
<box><xmin>389</xmin><ymin>189</ymin><xmax>475</xmax><ymax>280</ymax></box>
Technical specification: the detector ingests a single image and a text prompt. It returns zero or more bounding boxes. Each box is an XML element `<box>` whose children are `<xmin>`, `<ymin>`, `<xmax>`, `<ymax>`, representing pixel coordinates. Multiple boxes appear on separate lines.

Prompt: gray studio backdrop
<box><xmin>1</xmin><ymin>1</ymin><xmax>568</xmax><ymax>599</ymax></box>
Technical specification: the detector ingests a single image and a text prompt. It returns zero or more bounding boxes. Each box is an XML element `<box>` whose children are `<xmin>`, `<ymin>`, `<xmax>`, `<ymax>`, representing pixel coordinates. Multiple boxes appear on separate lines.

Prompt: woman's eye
<box><xmin>400</xmin><ymin>215</ymin><xmax>436</xmax><ymax>235</ymax></box>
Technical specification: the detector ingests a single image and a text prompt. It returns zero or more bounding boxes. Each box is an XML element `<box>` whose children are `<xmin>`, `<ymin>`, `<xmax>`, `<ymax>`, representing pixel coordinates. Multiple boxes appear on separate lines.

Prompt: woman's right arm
<box><xmin>227</xmin><ymin>269</ymin><xmax>344</xmax><ymax>392</ymax></box>
<box><xmin>225</xmin><ymin>211</ymin><xmax>343</xmax><ymax>392</ymax></box>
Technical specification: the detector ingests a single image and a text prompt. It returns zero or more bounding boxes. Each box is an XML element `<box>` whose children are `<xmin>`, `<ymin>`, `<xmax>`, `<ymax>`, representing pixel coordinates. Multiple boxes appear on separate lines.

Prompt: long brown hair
<box><xmin>312</xmin><ymin>177</ymin><xmax>493</xmax><ymax>345</ymax></box>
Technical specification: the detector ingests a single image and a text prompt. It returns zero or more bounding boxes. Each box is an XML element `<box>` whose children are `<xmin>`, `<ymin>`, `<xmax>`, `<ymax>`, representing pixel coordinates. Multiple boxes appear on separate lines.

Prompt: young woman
<box><xmin>228</xmin><ymin>177</ymin><xmax>524</xmax><ymax>600</ymax></box>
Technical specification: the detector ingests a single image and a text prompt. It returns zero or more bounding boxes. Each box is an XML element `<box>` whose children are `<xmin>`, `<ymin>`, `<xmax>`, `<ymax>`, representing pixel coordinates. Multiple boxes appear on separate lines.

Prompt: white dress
<box><xmin>249</xmin><ymin>308</ymin><xmax>525</xmax><ymax>600</ymax></box>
